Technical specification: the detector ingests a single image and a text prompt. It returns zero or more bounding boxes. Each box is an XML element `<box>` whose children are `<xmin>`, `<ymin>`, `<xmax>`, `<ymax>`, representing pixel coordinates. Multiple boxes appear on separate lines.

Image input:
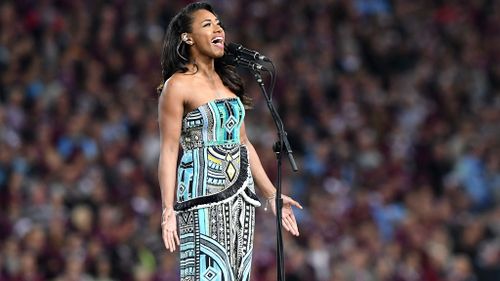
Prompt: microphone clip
<box><xmin>234</xmin><ymin>56</ymin><xmax>266</xmax><ymax>71</ymax></box>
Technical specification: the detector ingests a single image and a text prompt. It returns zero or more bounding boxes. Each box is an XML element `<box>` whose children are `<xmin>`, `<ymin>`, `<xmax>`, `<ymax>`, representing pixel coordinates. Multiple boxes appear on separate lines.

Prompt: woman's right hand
<box><xmin>161</xmin><ymin>208</ymin><xmax>180</xmax><ymax>252</ymax></box>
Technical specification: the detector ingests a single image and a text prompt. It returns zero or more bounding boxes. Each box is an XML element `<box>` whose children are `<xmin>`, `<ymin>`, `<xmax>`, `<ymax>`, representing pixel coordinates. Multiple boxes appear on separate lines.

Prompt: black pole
<box><xmin>250</xmin><ymin>70</ymin><xmax>298</xmax><ymax>281</ymax></box>
<box><xmin>274</xmin><ymin>139</ymin><xmax>285</xmax><ymax>281</ymax></box>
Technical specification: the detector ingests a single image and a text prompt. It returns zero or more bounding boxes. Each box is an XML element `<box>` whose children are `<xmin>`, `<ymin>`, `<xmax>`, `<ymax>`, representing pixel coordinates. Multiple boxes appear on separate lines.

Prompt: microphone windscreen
<box><xmin>226</xmin><ymin>43</ymin><xmax>241</xmax><ymax>54</ymax></box>
<box><xmin>220</xmin><ymin>51</ymin><xmax>238</xmax><ymax>66</ymax></box>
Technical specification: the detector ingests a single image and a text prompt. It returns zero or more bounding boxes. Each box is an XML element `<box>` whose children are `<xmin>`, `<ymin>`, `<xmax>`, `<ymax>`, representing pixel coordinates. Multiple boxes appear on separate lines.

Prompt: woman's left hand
<box><xmin>269</xmin><ymin>194</ymin><xmax>303</xmax><ymax>236</ymax></box>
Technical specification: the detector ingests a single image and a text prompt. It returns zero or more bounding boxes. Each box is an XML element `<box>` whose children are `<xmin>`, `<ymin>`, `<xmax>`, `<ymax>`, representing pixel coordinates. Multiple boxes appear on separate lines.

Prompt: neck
<box><xmin>188</xmin><ymin>54</ymin><xmax>216</xmax><ymax>77</ymax></box>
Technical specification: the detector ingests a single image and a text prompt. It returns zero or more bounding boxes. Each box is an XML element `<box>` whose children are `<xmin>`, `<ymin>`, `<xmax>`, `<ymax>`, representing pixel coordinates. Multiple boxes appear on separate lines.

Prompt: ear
<box><xmin>181</xmin><ymin>33</ymin><xmax>193</xmax><ymax>45</ymax></box>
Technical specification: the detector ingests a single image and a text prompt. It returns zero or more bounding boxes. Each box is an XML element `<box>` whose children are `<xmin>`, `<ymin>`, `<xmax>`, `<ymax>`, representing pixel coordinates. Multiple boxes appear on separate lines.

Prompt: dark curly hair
<box><xmin>157</xmin><ymin>2</ymin><xmax>250</xmax><ymax>106</ymax></box>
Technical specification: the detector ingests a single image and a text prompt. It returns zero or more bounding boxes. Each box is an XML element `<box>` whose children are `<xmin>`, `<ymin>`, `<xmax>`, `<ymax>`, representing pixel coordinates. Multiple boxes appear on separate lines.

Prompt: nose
<box><xmin>214</xmin><ymin>24</ymin><xmax>223</xmax><ymax>34</ymax></box>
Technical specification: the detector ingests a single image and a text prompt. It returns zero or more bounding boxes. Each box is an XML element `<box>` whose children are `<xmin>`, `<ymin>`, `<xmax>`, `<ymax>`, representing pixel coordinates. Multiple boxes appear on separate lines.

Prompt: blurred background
<box><xmin>1</xmin><ymin>0</ymin><xmax>500</xmax><ymax>280</ymax></box>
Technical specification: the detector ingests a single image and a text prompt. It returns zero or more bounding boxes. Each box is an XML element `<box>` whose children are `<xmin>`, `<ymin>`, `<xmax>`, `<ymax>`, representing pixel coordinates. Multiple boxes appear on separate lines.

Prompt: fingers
<box><xmin>285</xmin><ymin>197</ymin><xmax>303</xmax><ymax>209</ymax></box>
<box><xmin>281</xmin><ymin>208</ymin><xmax>300</xmax><ymax>236</ymax></box>
<box><xmin>271</xmin><ymin>195</ymin><xmax>301</xmax><ymax>237</ymax></box>
<box><xmin>168</xmin><ymin>232</ymin><xmax>176</xmax><ymax>252</ymax></box>
<box><xmin>281</xmin><ymin>218</ymin><xmax>291</xmax><ymax>233</ymax></box>
<box><xmin>162</xmin><ymin>228</ymin><xmax>178</xmax><ymax>252</ymax></box>
<box><xmin>174</xmin><ymin>231</ymin><xmax>180</xmax><ymax>246</ymax></box>
<box><xmin>288</xmin><ymin>213</ymin><xmax>299</xmax><ymax>236</ymax></box>
<box><xmin>163</xmin><ymin>228</ymin><xmax>170</xmax><ymax>251</ymax></box>
<box><xmin>161</xmin><ymin>212</ymin><xmax>179</xmax><ymax>252</ymax></box>
<box><xmin>289</xmin><ymin>208</ymin><xmax>299</xmax><ymax>235</ymax></box>
<box><xmin>279</xmin><ymin>195</ymin><xmax>303</xmax><ymax>210</ymax></box>
<box><xmin>282</xmin><ymin>215</ymin><xmax>299</xmax><ymax>236</ymax></box>
<box><xmin>163</xmin><ymin>231</ymin><xmax>172</xmax><ymax>252</ymax></box>
<box><xmin>169</xmin><ymin>232</ymin><xmax>176</xmax><ymax>251</ymax></box>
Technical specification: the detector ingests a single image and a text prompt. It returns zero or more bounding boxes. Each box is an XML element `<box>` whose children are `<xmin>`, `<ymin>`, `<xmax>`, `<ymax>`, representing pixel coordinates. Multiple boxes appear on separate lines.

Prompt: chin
<box><xmin>208</xmin><ymin>50</ymin><xmax>224</xmax><ymax>59</ymax></box>
<box><xmin>213</xmin><ymin>51</ymin><xmax>224</xmax><ymax>58</ymax></box>
<box><xmin>203</xmin><ymin>46</ymin><xmax>224</xmax><ymax>59</ymax></box>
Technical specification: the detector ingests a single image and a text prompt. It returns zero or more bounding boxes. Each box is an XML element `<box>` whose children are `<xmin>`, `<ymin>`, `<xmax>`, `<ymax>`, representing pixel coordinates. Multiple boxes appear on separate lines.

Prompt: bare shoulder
<box><xmin>159</xmin><ymin>73</ymin><xmax>191</xmax><ymax>109</ymax></box>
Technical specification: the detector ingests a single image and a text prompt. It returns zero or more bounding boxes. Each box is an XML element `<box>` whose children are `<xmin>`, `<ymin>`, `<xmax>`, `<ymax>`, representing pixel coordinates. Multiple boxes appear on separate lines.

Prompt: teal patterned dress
<box><xmin>174</xmin><ymin>97</ymin><xmax>261</xmax><ymax>281</ymax></box>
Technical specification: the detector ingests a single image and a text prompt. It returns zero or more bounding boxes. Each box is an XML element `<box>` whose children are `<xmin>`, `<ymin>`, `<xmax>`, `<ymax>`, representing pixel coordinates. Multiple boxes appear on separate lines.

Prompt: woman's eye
<box><xmin>203</xmin><ymin>23</ymin><xmax>211</xmax><ymax>27</ymax></box>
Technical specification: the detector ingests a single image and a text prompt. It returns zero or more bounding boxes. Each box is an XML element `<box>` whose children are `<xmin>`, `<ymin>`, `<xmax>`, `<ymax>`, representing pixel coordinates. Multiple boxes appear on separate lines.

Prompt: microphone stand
<box><xmin>249</xmin><ymin>67</ymin><xmax>298</xmax><ymax>281</ymax></box>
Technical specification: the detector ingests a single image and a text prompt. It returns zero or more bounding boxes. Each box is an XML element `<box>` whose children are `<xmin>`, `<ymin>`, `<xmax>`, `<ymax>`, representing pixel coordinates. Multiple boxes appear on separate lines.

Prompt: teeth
<box><xmin>211</xmin><ymin>37</ymin><xmax>223</xmax><ymax>44</ymax></box>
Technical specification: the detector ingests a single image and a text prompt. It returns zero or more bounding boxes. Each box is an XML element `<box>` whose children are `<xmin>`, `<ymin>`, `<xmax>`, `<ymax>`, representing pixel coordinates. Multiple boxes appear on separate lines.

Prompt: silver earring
<box><xmin>176</xmin><ymin>41</ymin><xmax>188</xmax><ymax>61</ymax></box>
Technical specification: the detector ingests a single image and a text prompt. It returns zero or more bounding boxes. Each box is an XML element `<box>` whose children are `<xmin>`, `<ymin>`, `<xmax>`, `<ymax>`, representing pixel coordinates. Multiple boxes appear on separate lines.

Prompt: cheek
<box><xmin>191</xmin><ymin>33</ymin><xmax>208</xmax><ymax>47</ymax></box>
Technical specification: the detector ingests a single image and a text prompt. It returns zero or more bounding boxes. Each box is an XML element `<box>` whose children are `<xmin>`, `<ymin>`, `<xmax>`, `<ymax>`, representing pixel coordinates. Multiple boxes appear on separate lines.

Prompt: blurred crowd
<box><xmin>1</xmin><ymin>0</ymin><xmax>499</xmax><ymax>280</ymax></box>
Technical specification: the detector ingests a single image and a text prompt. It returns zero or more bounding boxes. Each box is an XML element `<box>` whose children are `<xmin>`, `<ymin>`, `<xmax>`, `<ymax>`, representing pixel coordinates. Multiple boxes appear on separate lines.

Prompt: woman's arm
<box><xmin>240</xmin><ymin>121</ymin><xmax>302</xmax><ymax>236</ymax></box>
<box><xmin>158</xmin><ymin>77</ymin><xmax>184</xmax><ymax>251</ymax></box>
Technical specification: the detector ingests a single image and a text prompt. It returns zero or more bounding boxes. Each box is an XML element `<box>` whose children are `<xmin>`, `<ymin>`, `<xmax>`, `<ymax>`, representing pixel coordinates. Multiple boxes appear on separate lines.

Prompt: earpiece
<box><xmin>181</xmin><ymin>33</ymin><xmax>192</xmax><ymax>45</ymax></box>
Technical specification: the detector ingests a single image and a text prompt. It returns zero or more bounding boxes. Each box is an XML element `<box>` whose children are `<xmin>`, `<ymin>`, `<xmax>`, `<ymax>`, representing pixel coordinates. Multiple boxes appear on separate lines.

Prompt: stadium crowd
<box><xmin>1</xmin><ymin>0</ymin><xmax>499</xmax><ymax>280</ymax></box>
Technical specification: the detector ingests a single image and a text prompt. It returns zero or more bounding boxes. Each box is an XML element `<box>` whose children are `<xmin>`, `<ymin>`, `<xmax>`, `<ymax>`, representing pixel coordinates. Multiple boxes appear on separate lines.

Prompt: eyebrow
<box><xmin>201</xmin><ymin>18</ymin><xmax>220</xmax><ymax>24</ymax></box>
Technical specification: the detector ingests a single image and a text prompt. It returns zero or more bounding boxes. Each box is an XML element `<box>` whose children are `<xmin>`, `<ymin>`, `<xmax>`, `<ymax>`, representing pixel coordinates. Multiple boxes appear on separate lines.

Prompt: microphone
<box><xmin>222</xmin><ymin>52</ymin><xmax>267</xmax><ymax>71</ymax></box>
<box><xmin>227</xmin><ymin>42</ymin><xmax>271</xmax><ymax>62</ymax></box>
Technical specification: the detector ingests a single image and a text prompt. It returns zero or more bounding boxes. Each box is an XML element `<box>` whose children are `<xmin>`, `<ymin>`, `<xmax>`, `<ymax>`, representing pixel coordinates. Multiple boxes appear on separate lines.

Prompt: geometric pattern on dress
<box><xmin>224</xmin><ymin>115</ymin><xmax>238</xmax><ymax>133</ymax></box>
<box><xmin>176</xmin><ymin>97</ymin><xmax>257</xmax><ymax>281</ymax></box>
<box><xmin>178</xmin><ymin>194</ymin><xmax>256</xmax><ymax>281</ymax></box>
<box><xmin>206</xmin><ymin>145</ymin><xmax>241</xmax><ymax>194</ymax></box>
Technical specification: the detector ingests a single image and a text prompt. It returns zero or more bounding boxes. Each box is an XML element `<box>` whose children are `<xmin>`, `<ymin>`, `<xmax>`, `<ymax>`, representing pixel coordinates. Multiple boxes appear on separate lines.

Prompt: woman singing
<box><xmin>157</xmin><ymin>2</ymin><xmax>302</xmax><ymax>280</ymax></box>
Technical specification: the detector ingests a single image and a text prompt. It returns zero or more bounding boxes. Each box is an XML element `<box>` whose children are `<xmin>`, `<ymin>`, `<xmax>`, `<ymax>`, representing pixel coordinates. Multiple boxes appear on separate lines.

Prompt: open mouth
<box><xmin>211</xmin><ymin>36</ymin><xmax>224</xmax><ymax>49</ymax></box>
